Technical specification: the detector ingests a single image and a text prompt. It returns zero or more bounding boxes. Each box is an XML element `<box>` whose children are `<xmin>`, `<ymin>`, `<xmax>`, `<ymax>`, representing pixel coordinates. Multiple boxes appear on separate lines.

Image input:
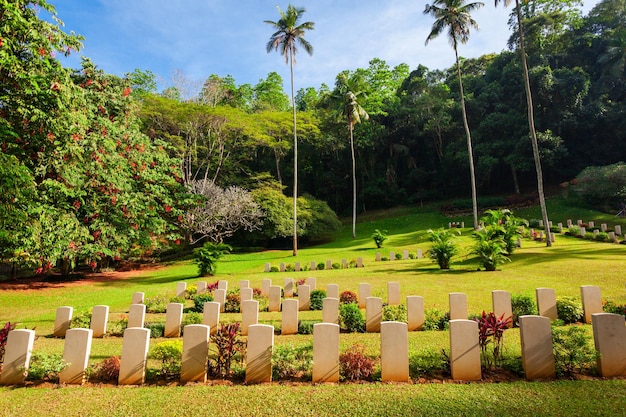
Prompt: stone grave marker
<box><xmin>118</xmin><ymin>327</ymin><xmax>150</xmax><ymax>385</ymax></box>
<box><xmin>202</xmin><ymin>301</ymin><xmax>220</xmax><ymax>335</ymax></box>
<box><xmin>322</xmin><ymin>297</ymin><xmax>339</xmax><ymax>325</ymax></box>
<box><xmin>241</xmin><ymin>300</ymin><xmax>259</xmax><ymax>336</ymax></box>
<box><xmin>389</xmin><ymin>251</ymin><xmax>395</xmax><ymax>261</ymax></box>
<box><xmin>492</xmin><ymin>290</ymin><xmax>512</xmax><ymax>327</ymax></box>
<box><xmin>326</xmin><ymin>284</ymin><xmax>339</xmax><ymax>300</ymax></box>
<box><xmin>387</xmin><ymin>282</ymin><xmax>401</xmax><ymax>306</ymax></box>
<box><xmin>295</xmin><ymin>262</ymin><xmax>301</xmax><ymax>272</ymax></box>
<box><xmin>53</xmin><ymin>306</ymin><xmax>73</xmax><ymax>337</ymax></box>
<box><xmin>281</xmin><ymin>299</ymin><xmax>299</xmax><ymax>335</ymax></box>
<box><xmin>245</xmin><ymin>324</ymin><xmax>274</xmax><ymax>383</ymax></box>
<box><xmin>284</xmin><ymin>278</ymin><xmax>294</xmax><ymax>297</ymax></box>
<box><xmin>280</xmin><ymin>262</ymin><xmax>285</xmax><ymax>272</ymax></box>
<box><xmin>312</xmin><ymin>323</ymin><xmax>340</xmax><ymax>383</ymax></box>
<box><xmin>181</xmin><ymin>324</ymin><xmax>210</xmax><ymax>383</ymax></box>
<box><xmin>449</xmin><ymin>319</ymin><xmax>481</xmax><ymax>381</ymax></box>
<box><xmin>310</xmin><ymin>261</ymin><xmax>317</xmax><ymax>271</ymax></box>
<box><xmin>591</xmin><ymin>313</ymin><xmax>626</xmax><ymax>377</ymax></box>
<box><xmin>261</xmin><ymin>278</ymin><xmax>271</xmax><ymax>297</ymax></box>
<box><xmin>407</xmin><ymin>296</ymin><xmax>425</xmax><ymax>331</ymax></box>
<box><xmin>366</xmin><ymin>297</ymin><xmax>383</xmax><ymax>333</ymax></box>
<box><xmin>176</xmin><ymin>282</ymin><xmax>187</xmax><ymax>298</ymax></box>
<box><xmin>376</xmin><ymin>252</ymin><xmax>382</xmax><ymax>261</ymax></box>
<box><xmin>268</xmin><ymin>285</ymin><xmax>282</xmax><ymax>312</ymax></box>
<box><xmin>132</xmin><ymin>292</ymin><xmax>144</xmax><ymax>304</ymax></box>
<box><xmin>218</xmin><ymin>280</ymin><xmax>228</xmax><ymax>291</ymax></box>
<box><xmin>197</xmin><ymin>281</ymin><xmax>207</xmax><ymax>294</ymax></box>
<box><xmin>359</xmin><ymin>283</ymin><xmax>371</xmax><ymax>309</ymax></box>
<box><xmin>342</xmin><ymin>259</ymin><xmax>348</xmax><ymax>269</ymax></box>
<box><xmin>536</xmin><ymin>288</ymin><xmax>557</xmax><ymax>320</ymax></box>
<box><xmin>357</xmin><ymin>257</ymin><xmax>363</xmax><ymax>268</ymax></box>
<box><xmin>580</xmin><ymin>285</ymin><xmax>602</xmax><ymax>324</ymax></box>
<box><xmin>403</xmin><ymin>250</ymin><xmax>409</xmax><ymax>260</ymax></box>
<box><xmin>381</xmin><ymin>321</ymin><xmax>409</xmax><ymax>382</ymax></box>
<box><xmin>164</xmin><ymin>303</ymin><xmax>184</xmax><ymax>337</ymax></box>
<box><xmin>0</xmin><ymin>329</ymin><xmax>35</xmax><ymax>385</ymax></box>
<box><xmin>519</xmin><ymin>315</ymin><xmax>555</xmax><ymax>380</ymax></box>
<box><xmin>615</xmin><ymin>225</ymin><xmax>622</xmax><ymax>235</ymax></box>
<box><xmin>240</xmin><ymin>280</ymin><xmax>250</xmax><ymax>290</ymax></box>
<box><xmin>214</xmin><ymin>288</ymin><xmax>226</xmax><ymax>313</ymax></box>
<box><xmin>298</xmin><ymin>284</ymin><xmax>311</xmax><ymax>311</ymax></box>
<box><xmin>240</xmin><ymin>287</ymin><xmax>253</xmax><ymax>302</ymax></box>
<box><xmin>449</xmin><ymin>292</ymin><xmax>468</xmax><ymax>320</ymax></box>
<box><xmin>127</xmin><ymin>303</ymin><xmax>146</xmax><ymax>328</ymax></box>
<box><xmin>306</xmin><ymin>277</ymin><xmax>317</xmax><ymax>291</ymax></box>
<box><xmin>264</xmin><ymin>263</ymin><xmax>271</xmax><ymax>273</ymax></box>
<box><xmin>326</xmin><ymin>259</ymin><xmax>332</xmax><ymax>270</ymax></box>
<box><xmin>59</xmin><ymin>328</ymin><xmax>93</xmax><ymax>384</ymax></box>
<box><xmin>90</xmin><ymin>305</ymin><xmax>109</xmax><ymax>338</ymax></box>
<box><xmin>417</xmin><ymin>249</ymin><xmax>423</xmax><ymax>259</ymax></box>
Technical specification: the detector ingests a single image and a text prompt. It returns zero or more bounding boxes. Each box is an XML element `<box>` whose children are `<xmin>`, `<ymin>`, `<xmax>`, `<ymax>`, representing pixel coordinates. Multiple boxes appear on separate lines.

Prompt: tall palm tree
<box><xmin>494</xmin><ymin>0</ymin><xmax>552</xmax><ymax>246</ymax></box>
<box><xmin>335</xmin><ymin>73</ymin><xmax>369</xmax><ymax>239</ymax></box>
<box><xmin>424</xmin><ymin>0</ymin><xmax>483</xmax><ymax>230</ymax></box>
<box><xmin>265</xmin><ymin>4</ymin><xmax>314</xmax><ymax>256</ymax></box>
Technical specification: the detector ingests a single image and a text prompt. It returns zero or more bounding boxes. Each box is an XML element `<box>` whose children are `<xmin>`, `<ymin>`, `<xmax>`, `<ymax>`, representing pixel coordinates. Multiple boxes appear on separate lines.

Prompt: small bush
<box><xmin>169</xmin><ymin>296</ymin><xmax>186</xmax><ymax>305</ymax></box>
<box><xmin>297</xmin><ymin>320</ymin><xmax>318</xmax><ymax>335</ymax></box>
<box><xmin>271</xmin><ymin>343</ymin><xmax>313</xmax><ymax>380</ymax></box>
<box><xmin>339</xmin><ymin>290</ymin><xmax>358</xmax><ymax>305</ymax></box>
<box><xmin>25</xmin><ymin>352</ymin><xmax>67</xmax><ymax>382</ymax></box>
<box><xmin>317</xmin><ymin>262</ymin><xmax>325</xmax><ymax>271</ymax></box>
<box><xmin>528</xmin><ymin>219</ymin><xmax>541</xmax><ymax>228</ymax></box>
<box><xmin>145</xmin><ymin>294</ymin><xmax>168</xmax><ymax>313</ymax></box>
<box><xmin>225</xmin><ymin>290</ymin><xmax>241</xmax><ymax>313</ymax></box>
<box><xmin>107</xmin><ymin>315</ymin><xmax>128</xmax><ymax>336</ymax></box>
<box><xmin>476</xmin><ymin>311</ymin><xmax>512</xmax><ymax>370</ymax></box>
<box><xmin>194</xmin><ymin>242</ymin><xmax>231</xmax><ymax>276</ymax></box>
<box><xmin>556</xmin><ymin>296</ymin><xmax>583</xmax><ymax>324</ymax></box>
<box><xmin>566</xmin><ymin>226</ymin><xmax>581</xmax><ymax>236</ymax></box>
<box><xmin>382</xmin><ymin>304</ymin><xmax>407</xmax><ymax>322</ymax></box>
<box><xmin>150</xmin><ymin>340</ymin><xmax>183</xmax><ymax>378</ymax></box>
<box><xmin>92</xmin><ymin>356</ymin><xmax>120</xmax><ymax>382</ymax></box>
<box><xmin>332</xmin><ymin>262</ymin><xmax>340</xmax><ymax>269</ymax></box>
<box><xmin>70</xmin><ymin>310</ymin><xmax>92</xmax><ymax>328</ymax></box>
<box><xmin>309</xmin><ymin>289</ymin><xmax>327</xmax><ymax>311</ymax></box>
<box><xmin>409</xmin><ymin>349</ymin><xmax>449</xmax><ymax>378</ymax></box>
<box><xmin>511</xmin><ymin>293</ymin><xmax>537</xmax><ymax>326</ymax></box>
<box><xmin>603</xmin><ymin>300</ymin><xmax>626</xmax><ymax>317</ymax></box>
<box><xmin>285</xmin><ymin>264</ymin><xmax>294</xmax><ymax>272</ymax></box>
<box><xmin>371</xmin><ymin>229</ymin><xmax>388</xmax><ymax>248</ymax></box>
<box><xmin>408</xmin><ymin>253</ymin><xmax>416</xmax><ymax>259</ymax></box>
<box><xmin>185</xmin><ymin>285</ymin><xmax>197</xmax><ymax>299</ymax></box>
<box><xmin>145</xmin><ymin>322</ymin><xmax>165</xmax><ymax>338</ymax></box>
<box><xmin>424</xmin><ymin>307</ymin><xmax>449</xmax><ymax>331</ymax></box>
<box><xmin>193</xmin><ymin>293</ymin><xmax>214</xmax><ymax>312</ymax></box>
<box><xmin>394</xmin><ymin>252</ymin><xmax>403</xmax><ymax>260</ymax></box>
<box><xmin>427</xmin><ymin>228</ymin><xmax>460</xmax><ymax>269</ymax></box>
<box><xmin>594</xmin><ymin>232</ymin><xmax>609</xmax><ymax>242</ymax></box>
<box><xmin>339</xmin><ymin>344</ymin><xmax>376</xmax><ymax>381</ymax></box>
<box><xmin>339</xmin><ymin>303</ymin><xmax>365</xmax><ymax>333</ymax></box>
<box><xmin>270</xmin><ymin>266</ymin><xmax>279</xmax><ymax>272</ymax></box>
<box><xmin>182</xmin><ymin>312</ymin><xmax>202</xmax><ymax>327</ymax></box>
<box><xmin>552</xmin><ymin>325</ymin><xmax>598</xmax><ymax>376</ymax></box>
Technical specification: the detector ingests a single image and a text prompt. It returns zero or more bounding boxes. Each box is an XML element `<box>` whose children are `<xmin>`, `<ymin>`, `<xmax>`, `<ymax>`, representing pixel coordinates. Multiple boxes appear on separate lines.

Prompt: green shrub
<box><xmin>528</xmin><ymin>219</ymin><xmax>541</xmax><ymax>228</ymax></box>
<box><xmin>25</xmin><ymin>352</ymin><xmax>67</xmax><ymax>382</ymax></box>
<box><xmin>182</xmin><ymin>312</ymin><xmax>203</xmax><ymax>328</ymax></box>
<box><xmin>145</xmin><ymin>294</ymin><xmax>168</xmax><ymax>313</ymax></box>
<box><xmin>150</xmin><ymin>340</ymin><xmax>183</xmax><ymax>378</ymax></box>
<box><xmin>332</xmin><ymin>262</ymin><xmax>340</xmax><ymax>269</ymax></box>
<box><xmin>511</xmin><ymin>293</ymin><xmax>537</xmax><ymax>326</ymax></box>
<box><xmin>552</xmin><ymin>325</ymin><xmax>598</xmax><ymax>376</ymax></box>
<box><xmin>595</xmin><ymin>232</ymin><xmax>609</xmax><ymax>242</ymax></box>
<box><xmin>340</xmin><ymin>290</ymin><xmax>358</xmax><ymax>305</ymax></box>
<box><xmin>297</xmin><ymin>320</ymin><xmax>317</xmax><ymax>335</ymax></box>
<box><xmin>371</xmin><ymin>229</ymin><xmax>388</xmax><ymax>248</ymax></box>
<box><xmin>169</xmin><ymin>296</ymin><xmax>186</xmax><ymax>305</ymax></box>
<box><xmin>571</xmin><ymin>162</ymin><xmax>626</xmax><ymax>211</ymax></box>
<box><xmin>409</xmin><ymin>349</ymin><xmax>449</xmax><ymax>378</ymax></box>
<box><xmin>424</xmin><ymin>307</ymin><xmax>449</xmax><ymax>331</ymax></box>
<box><xmin>271</xmin><ymin>343</ymin><xmax>313</xmax><ymax>381</ymax></box>
<box><xmin>603</xmin><ymin>300</ymin><xmax>626</xmax><ymax>317</ymax></box>
<box><xmin>471</xmin><ymin>229</ymin><xmax>510</xmax><ymax>271</ymax></box>
<box><xmin>556</xmin><ymin>296</ymin><xmax>583</xmax><ymax>324</ymax></box>
<box><xmin>107</xmin><ymin>314</ymin><xmax>128</xmax><ymax>336</ymax></box>
<box><xmin>382</xmin><ymin>304</ymin><xmax>407</xmax><ymax>322</ymax></box>
<box><xmin>309</xmin><ymin>289</ymin><xmax>326</xmax><ymax>311</ymax></box>
<box><xmin>270</xmin><ymin>265</ymin><xmax>279</xmax><ymax>272</ymax></box>
<box><xmin>427</xmin><ymin>228</ymin><xmax>460</xmax><ymax>269</ymax></box>
<box><xmin>316</xmin><ymin>262</ymin><xmax>325</xmax><ymax>271</ymax></box>
<box><xmin>566</xmin><ymin>225</ymin><xmax>581</xmax><ymax>236</ymax></box>
<box><xmin>193</xmin><ymin>242</ymin><xmax>232</xmax><ymax>276</ymax></box>
<box><xmin>339</xmin><ymin>344</ymin><xmax>376</xmax><ymax>381</ymax></box>
<box><xmin>70</xmin><ymin>310</ymin><xmax>92</xmax><ymax>328</ymax></box>
<box><xmin>192</xmin><ymin>293</ymin><xmax>214</xmax><ymax>312</ymax></box>
<box><xmin>394</xmin><ymin>252</ymin><xmax>403</xmax><ymax>260</ymax></box>
<box><xmin>145</xmin><ymin>322</ymin><xmax>165</xmax><ymax>338</ymax></box>
<box><xmin>339</xmin><ymin>303</ymin><xmax>365</xmax><ymax>333</ymax></box>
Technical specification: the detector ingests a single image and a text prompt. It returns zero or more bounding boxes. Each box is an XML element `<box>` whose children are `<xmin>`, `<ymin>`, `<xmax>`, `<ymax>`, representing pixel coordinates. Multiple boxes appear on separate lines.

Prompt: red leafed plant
<box><xmin>0</xmin><ymin>322</ymin><xmax>18</xmax><ymax>373</ymax></box>
<box><xmin>208</xmin><ymin>322</ymin><xmax>246</xmax><ymax>378</ymax></box>
<box><xmin>339</xmin><ymin>344</ymin><xmax>376</xmax><ymax>381</ymax></box>
<box><xmin>94</xmin><ymin>356</ymin><xmax>121</xmax><ymax>382</ymax></box>
<box><xmin>476</xmin><ymin>311</ymin><xmax>512</xmax><ymax>369</ymax></box>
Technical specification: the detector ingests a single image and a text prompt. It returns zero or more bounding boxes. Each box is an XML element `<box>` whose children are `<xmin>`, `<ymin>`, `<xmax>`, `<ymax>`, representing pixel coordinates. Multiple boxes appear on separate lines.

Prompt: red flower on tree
<box><xmin>123</xmin><ymin>87</ymin><xmax>131</xmax><ymax>97</ymax></box>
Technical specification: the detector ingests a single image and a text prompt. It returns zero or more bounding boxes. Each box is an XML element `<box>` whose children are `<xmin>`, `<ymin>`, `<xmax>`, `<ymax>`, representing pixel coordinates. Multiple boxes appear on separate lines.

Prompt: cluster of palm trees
<box><xmin>265</xmin><ymin>1</ymin><xmax>552</xmax><ymax>256</ymax></box>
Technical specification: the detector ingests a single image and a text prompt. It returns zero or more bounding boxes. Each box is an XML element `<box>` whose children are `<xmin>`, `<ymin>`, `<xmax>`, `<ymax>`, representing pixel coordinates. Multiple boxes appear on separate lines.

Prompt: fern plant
<box><xmin>193</xmin><ymin>242</ymin><xmax>232</xmax><ymax>276</ymax></box>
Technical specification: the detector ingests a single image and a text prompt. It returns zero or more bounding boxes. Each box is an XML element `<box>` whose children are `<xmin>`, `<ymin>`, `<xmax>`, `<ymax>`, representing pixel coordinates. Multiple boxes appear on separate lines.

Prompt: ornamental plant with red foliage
<box><xmin>339</xmin><ymin>290</ymin><xmax>358</xmax><ymax>305</ymax></box>
<box><xmin>208</xmin><ymin>322</ymin><xmax>246</xmax><ymax>378</ymax></box>
<box><xmin>475</xmin><ymin>311</ymin><xmax>512</xmax><ymax>369</ymax></box>
<box><xmin>339</xmin><ymin>344</ymin><xmax>376</xmax><ymax>381</ymax></box>
<box><xmin>0</xmin><ymin>322</ymin><xmax>18</xmax><ymax>373</ymax></box>
<box><xmin>93</xmin><ymin>355</ymin><xmax>120</xmax><ymax>383</ymax></box>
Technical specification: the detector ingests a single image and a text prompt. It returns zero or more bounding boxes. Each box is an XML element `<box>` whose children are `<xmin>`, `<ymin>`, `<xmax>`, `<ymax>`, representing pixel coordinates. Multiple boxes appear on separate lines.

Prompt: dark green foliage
<box><xmin>603</xmin><ymin>300</ymin><xmax>626</xmax><ymax>317</ymax></box>
<box><xmin>423</xmin><ymin>307</ymin><xmax>449</xmax><ymax>331</ymax></box>
<box><xmin>339</xmin><ymin>303</ymin><xmax>365</xmax><ymax>333</ymax></box>
<box><xmin>144</xmin><ymin>294</ymin><xmax>168</xmax><ymax>313</ymax></box>
<box><xmin>394</xmin><ymin>252</ymin><xmax>403</xmax><ymax>260</ymax></box>
<box><xmin>309</xmin><ymin>289</ymin><xmax>326</xmax><ymax>310</ymax></box>
<box><xmin>332</xmin><ymin>262</ymin><xmax>340</xmax><ymax>269</ymax></box>
<box><xmin>182</xmin><ymin>312</ymin><xmax>202</xmax><ymax>328</ymax></box>
<box><xmin>25</xmin><ymin>352</ymin><xmax>67</xmax><ymax>382</ymax></box>
<box><xmin>572</xmin><ymin>163</ymin><xmax>626</xmax><ymax>211</ymax></box>
<box><xmin>70</xmin><ymin>310</ymin><xmax>92</xmax><ymax>328</ymax></box>
<box><xmin>339</xmin><ymin>344</ymin><xmax>376</xmax><ymax>381</ymax></box>
<box><xmin>192</xmin><ymin>293</ymin><xmax>214</xmax><ymax>313</ymax></box>
<box><xmin>552</xmin><ymin>326</ymin><xmax>599</xmax><ymax>376</ymax></box>
<box><xmin>427</xmin><ymin>228</ymin><xmax>460</xmax><ymax>269</ymax></box>
<box><xmin>208</xmin><ymin>323</ymin><xmax>246</xmax><ymax>378</ymax></box>
<box><xmin>271</xmin><ymin>343</ymin><xmax>313</xmax><ymax>381</ymax></box>
<box><xmin>149</xmin><ymin>340</ymin><xmax>183</xmax><ymax>378</ymax></box>
<box><xmin>297</xmin><ymin>320</ymin><xmax>319</xmax><ymax>335</ymax></box>
<box><xmin>145</xmin><ymin>322</ymin><xmax>165</xmax><ymax>338</ymax></box>
<box><xmin>556</xmin><ymin>296</ymin><xmax>583</xmax><ymax>324</ymax></box>
<box><xmin>382</xmin><ymin>304</ymin><xmax>407</xmax><ymax>322</ymax></box>
<box><xmin>339</xmin><ymin>290</ymin><xmax>358</xmax><ymax>305</ymax></box>
<box><xmin>371</xmin><ymin>229</ymin><xmax>388</xmax><ymax>248</ymax></box>
<box><xmin>194</xmin><ymin>242</ymin><xmax>232</xmax><ymax>276</ymax></box>
<box><xmin>511</xmin><ymin>293</ymin><xmax>537</xmax><ymax>326</ymax></box>
<box><xmin>317</xmin><ymin>262</ymin><xmax>325</xmax><ymax>271</ymax></box>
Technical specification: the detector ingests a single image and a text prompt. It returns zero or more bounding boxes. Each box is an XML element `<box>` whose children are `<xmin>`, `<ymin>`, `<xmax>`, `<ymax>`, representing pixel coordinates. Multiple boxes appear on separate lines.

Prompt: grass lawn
<box><xmin>1</xmin><ymin>196</ymin><xmax>625</xmax><ymax>416</ymax></box>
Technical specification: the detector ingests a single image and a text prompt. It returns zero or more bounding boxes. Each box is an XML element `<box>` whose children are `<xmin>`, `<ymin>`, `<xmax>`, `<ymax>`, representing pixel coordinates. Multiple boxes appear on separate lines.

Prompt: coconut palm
<box><xmin>494</xmin><ymin>0</ymin><xmax>552</xmax><ymax>246</ymax></box>
<box><xmin>424</xmin><ymin>0</ymin><xmax>484</xmax><ymax>230</ymax></box>
<box><xmin>265</xmin><ymin>4</ymin><xmax>314</xmax><ymax>256</ymax></box>
<box><xmin>333</xmin><ymin>73</ymin><xmax>369</xmax><ymax>239</ymax></box>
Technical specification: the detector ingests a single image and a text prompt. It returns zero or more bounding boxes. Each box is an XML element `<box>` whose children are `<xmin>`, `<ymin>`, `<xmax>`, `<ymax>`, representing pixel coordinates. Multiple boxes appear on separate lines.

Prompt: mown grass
<box><xmin>1</xmin><ymin>196</ymin><xmax>625</xmax><ymax>415</ymax></box>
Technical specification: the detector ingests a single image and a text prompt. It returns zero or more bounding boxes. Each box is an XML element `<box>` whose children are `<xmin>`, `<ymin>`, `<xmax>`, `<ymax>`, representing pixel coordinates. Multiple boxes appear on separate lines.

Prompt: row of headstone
<box><xmin>264</xmin><ymin>258</ymin><xmax>364</xmax><ymax>273</ymax></box>
<box><xmin>376</xmin><ymin>250</ymin><xmax>424</xmax><ymax>261</ymax></box>
<box><xmin>448</xmin><ymin>222</ymin><xmax>465</xmax><ymax>228</ymax></box>
<box><xmin>564</xmin><ymin>220</ymin><xmax>623</xmax><ymax>236</ymax></box>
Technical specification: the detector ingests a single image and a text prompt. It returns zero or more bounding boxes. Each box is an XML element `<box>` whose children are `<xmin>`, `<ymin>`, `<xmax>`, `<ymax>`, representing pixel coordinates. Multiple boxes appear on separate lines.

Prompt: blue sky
<box><xmin>47</xmin><ymin>0</ymin><xmax>600</xmax><ymax>94</ymax></box>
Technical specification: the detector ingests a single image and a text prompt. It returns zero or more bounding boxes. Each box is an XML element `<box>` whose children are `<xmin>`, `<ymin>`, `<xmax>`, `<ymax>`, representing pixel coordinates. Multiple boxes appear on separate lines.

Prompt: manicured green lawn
<box><xmin>1</xmin><ymin>197</ymin><xmax>625</xmax><ymax>415</ymax></box>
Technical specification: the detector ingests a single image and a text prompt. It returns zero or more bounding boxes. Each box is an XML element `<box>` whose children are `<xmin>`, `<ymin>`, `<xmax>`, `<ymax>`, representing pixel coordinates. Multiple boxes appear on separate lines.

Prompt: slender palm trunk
<box><xmin>290</xmin><ymin>50</ymin><xmax>298</xmax><ymax>256</ymax></box>
<box><xmin>454</xmin><ymin>44</ymin><xmax>479</xmax><ymax>229</ymax></box>
<box><xmin>349</xmin><ymin>122</ymin><xmax>357</xmax><ymax>239</ymax></box>
<box><xmin>515</xmin><ymin>1</ymin><xmax>551</xmax><ymax>246</ymax></box>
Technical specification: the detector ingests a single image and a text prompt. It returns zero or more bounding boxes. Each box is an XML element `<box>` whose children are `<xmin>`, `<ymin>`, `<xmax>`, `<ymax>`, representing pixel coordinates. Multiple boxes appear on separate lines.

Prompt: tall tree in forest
<box><xmin>424</xmin><ymin>0</ymin><xmax>484</xmax><ymax>229</ymax></box>
<box><xmin>495</xmin><ymin>0</ymin><xmax>552</xmax><ymax>246</ymax></box>
<box><xmin>333</xmin><ymin>73</ymin><xmax>369</xmax><ymax>239</ymax></box>
<box><xmin>265</xmin><ymin>4</ymin><xmax>314</xmax><ymax>256</ymax></box>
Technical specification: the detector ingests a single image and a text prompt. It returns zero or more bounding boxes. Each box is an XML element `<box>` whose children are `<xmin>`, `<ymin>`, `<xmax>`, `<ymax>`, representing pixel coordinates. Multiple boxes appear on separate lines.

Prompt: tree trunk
<box><xmin>289</xmin><ymin>50</ymin><xmax>298</xmax><ymax>256</ymax></box>
<box><xmin>515</xmin><ymin>1</ymin><xmax>552</xmax><ymax>246</ymax></box>
<box><xmin>349</xmin><ymin>122</ymin><xmax>357</xmax><ymax>239</ymax></box>
<box><xmin>454</xmin><ymin>44</ymin><xmax>479</xmax><ymax>230</ymax></box>
<box><xmin>510</xmin><ymin>162</ymin><xmax>520</xmax><ymax>195</ymax></box>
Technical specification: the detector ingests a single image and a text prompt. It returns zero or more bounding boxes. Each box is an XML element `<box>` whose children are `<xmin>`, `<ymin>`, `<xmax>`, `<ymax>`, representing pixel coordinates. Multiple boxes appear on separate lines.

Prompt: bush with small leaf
<box><xmin>603</xmin><ymin>300</ymin><xmax>626</xmax><ymax>317</ymax></box>
<box><xmin>371</xmin><ymin>229</ymin><xmax>388</xmax><ymax>248</ymax></box>
<box><xmin>297</xmin><ymin>320</ymin><xmax>318</xmax><ymax>335</ymax></box>
<box><xmin>271</xmin><ymin>343</ymin><xmax>313</xmax><ymax>380</ymax></box>
<box><xmin>552</xmin><ymin>325</ymin><xmax>599</xmax><ymax>376</ymax></box>
<box><xmin>193</xmin><ymin>293</ymin><xmax>214</xmax><ymax>312</ymax></box>
<box><xmin>70</xmin><ymin>310</ymin><xmax>91</xmax><ymax>329</ymax></box>
<box><xmin>182</xmin><ymin>312</ymin><xmax>203</xmax><ymax>328</ymax></box>
<box><xmin>150</xmin><ymin>340</ymin><xmax>183</xmax><ymax>379</ymax></box>
<box><xmin>423</xmin><ymin>307</ymin><xmax>449</xmax><ymax>330</ymax></box>
<box><xmin>556</xmin><ymin>296</ymin><xmax>583</xmax><ymax>324</ymax></box>
<box><xmin>427</xmin><ymin>228</ymin><xmax>460</xmax><ymax>269</ymax></box>
<box><xmin>193</xmin><ymin>242</ymin><xmax>232</xmax><ymax>276</ymax></box>
<box><xmin>225</xmin><ymin>290</ymin><xmax>241</xmax><ymax>313</ymax></box>
<box><xmin>144</xmin><ymin>294</ymin><xmax>168</xmax><ymax>313</ymax></box>
<box><xmin>382</xmin><ymin>304</ymin><xmax>407</xmax><ymax>322</ymax></box>
<box><xmin>511</xmin><ymin>293</ymin><xmax>537</xmax><ymax>327</ymax></box>
<box><xmin>25</xmin><ymin>352</ymin><xmax>67</xmax><ymax>382</ymax></box>
<box><xmin>309</xmin><ymin>289</ymin><xmax>326</xmax><ymax>311</ymax></box>
<box><xmin>317</xmin><ymin>262</ymin><xmax>325</xmax><ymax>271</ymax></box>
<box><xmin>339</xmin><ymin>303</ymin><xmax>365</xmax><ymax>333</ymax></box>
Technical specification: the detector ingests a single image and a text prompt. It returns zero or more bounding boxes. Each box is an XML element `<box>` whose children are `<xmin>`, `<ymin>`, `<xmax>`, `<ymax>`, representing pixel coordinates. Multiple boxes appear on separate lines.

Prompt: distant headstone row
<box><xmin>264</xmin><ymin>258</ymin><xmax>364</xmax><ymax>273</ymax></box>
